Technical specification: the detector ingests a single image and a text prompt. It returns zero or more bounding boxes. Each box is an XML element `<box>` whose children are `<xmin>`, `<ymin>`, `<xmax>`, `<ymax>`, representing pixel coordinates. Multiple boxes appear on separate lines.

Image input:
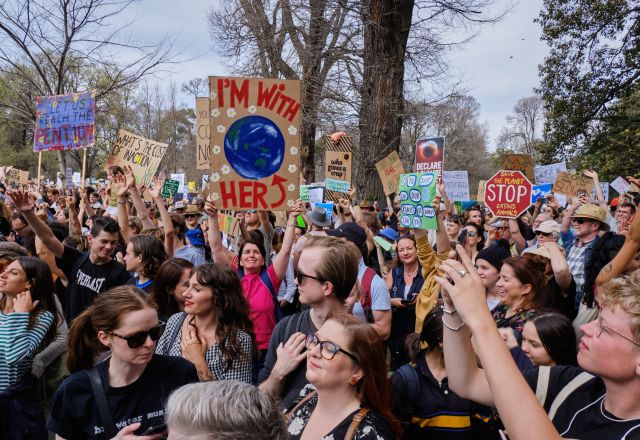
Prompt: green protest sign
<box><xmin>398</xmin><ymin>172</ymin><xmax>440</xmax><ymax>230</ymax></box>
<box><xmin>299</xmin><ymin>185</ymin><xmax>310</xmax><ymax>202</ymax></box>
<box><xmin>161</xmin><ymin>179</ymin><xmax>180</xmax><ymax>198</ymax></box>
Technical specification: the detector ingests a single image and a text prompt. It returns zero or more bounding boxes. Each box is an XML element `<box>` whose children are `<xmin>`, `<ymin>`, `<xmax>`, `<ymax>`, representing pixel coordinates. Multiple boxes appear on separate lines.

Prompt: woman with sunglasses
<box><xmin>285</xmin><ymin>314</ymin><xmax>400</xmax><ymax>439</ymax></box>
<box><xmin>49</xmin><ymin>285</ymin><xmax>198</xmax><ymax>439</ymax></box>
<box><xmin>459</xmin><ymin>222</ymin><xmax>484</xmax><ymax>262</ymax></box>
<box><xmin>156</xmin><ymin>263</ymin><xmax>254</xmax><ymax>383</ymax></box>
<box><xmin>386</xmin><ymin>235</ymin><xmax>424</xmax><ymax>370</ymax></box>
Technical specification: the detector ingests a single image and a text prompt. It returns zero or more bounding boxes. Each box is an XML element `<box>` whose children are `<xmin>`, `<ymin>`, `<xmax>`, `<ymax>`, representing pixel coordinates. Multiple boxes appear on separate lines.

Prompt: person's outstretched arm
<box><xmin>596</xmin><ymin>207</ymin><xmax>640</xmax><ymax>288</ymax></box>
<box><xmin>272</xmin><ymin>201</ymin><xmax>304</xmax><ymax>281</ymax></box>
<box><xmin>203</xmin><ymin>201</ymin><xmax>234</xmax><ymax>267</ymax></box>
<box><xmin>9</xmin><ymin>190</ymin><xmax>64</xmax><ymax>258</ymax></box>
<box><xmin>123</xmin><ymin>165</ymin><xmax>154</xmax><ymax>230</ymax></box>
<box><xmin>149</xmin><ymin>177</ymin><xmax>175</xmax><ymax>257</ymax></box>
<box><xmin>436</xmin><ymin>246</ymin><xmax>562</xmax><ymax>440</ymax></box>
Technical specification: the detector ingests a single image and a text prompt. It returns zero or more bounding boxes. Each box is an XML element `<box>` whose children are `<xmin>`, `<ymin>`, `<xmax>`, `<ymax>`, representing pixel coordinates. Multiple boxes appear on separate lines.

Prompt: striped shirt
<box><xmin>0</xmin><ymin>310</ymin><xmax>54</xmax><ymax>391</ymax></box>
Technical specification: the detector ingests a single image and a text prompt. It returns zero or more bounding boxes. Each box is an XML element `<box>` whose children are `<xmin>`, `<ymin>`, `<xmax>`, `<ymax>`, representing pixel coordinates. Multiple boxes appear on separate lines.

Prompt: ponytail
<box><xmin>66</xmin><ymin>285</ymin><xmax>156</xmax><ymax>373</ymax></box>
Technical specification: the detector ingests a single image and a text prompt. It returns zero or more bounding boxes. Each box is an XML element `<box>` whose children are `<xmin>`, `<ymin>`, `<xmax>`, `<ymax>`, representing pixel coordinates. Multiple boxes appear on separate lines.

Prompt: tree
<box><xmin>0</xmin><ymin>0</ymin><xmax>175</xmax><ymax>175</ymax></box>
<box><xmin>497</xmin><ymin>95</ymin><xmax>545</xmax><ymax>155</ymax></box>
<box><xmin>208</xmin><ymin>0</ymin><xmax>361</xmax><ymax>182</ymax></box>
<box><xmin>537</xmin><ymin>0</ymin><xmax>640</xmax><ymax>159</ymax></box>
<box><xmin>402</xmin><ymin>95</ymin><xmax>494</xmax><ymax>191</ymax></box>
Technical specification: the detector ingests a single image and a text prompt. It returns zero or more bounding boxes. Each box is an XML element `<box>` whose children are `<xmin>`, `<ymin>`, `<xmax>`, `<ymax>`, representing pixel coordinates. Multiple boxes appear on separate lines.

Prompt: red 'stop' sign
<box><xmin>484</xmin><ymin>170</ymin><xmax>532</xmax><ymax>219</ymax></box>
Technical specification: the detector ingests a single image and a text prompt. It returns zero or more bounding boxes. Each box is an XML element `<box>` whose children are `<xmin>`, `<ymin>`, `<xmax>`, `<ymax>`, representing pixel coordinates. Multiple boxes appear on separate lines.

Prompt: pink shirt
<box><xmin>241</xmin><ymin>265</ymin><xmax>282</xmax><ymax>350</ymax></box>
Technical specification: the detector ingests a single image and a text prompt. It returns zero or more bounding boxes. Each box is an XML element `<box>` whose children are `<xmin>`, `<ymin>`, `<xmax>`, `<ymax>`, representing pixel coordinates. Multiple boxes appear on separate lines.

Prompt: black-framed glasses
<box><xmin>597</xmin><ymin>315</ymin><xmax>640</xmax><ymax>348</ymax></box>
<box><xmin>535</xmin><ymin>231</ymin><xmax>552</xmax><ymax>237</ymax></box>
<box><xmin>111</xmin><ymin>322</ymin><xmax>166</xmax><ymax>349</ymax></box>
<box><xmin>296</xmin><ymin>269</ymin><xmax>324</xmax><ymax>285</ymax></box>
<box><xmin>573</xmin><ymin>218</ymin><xmax>588</xmax><ymax>225</ymax></box>
<box><xmin>184</xmin><ymin>214</ymin><xmax>198</xmax><ymax>219</ymax></box>
<box><xmin>305</xmin><ymin>333</ymin><xmax>359</xmax><ymax>363</ymax></box>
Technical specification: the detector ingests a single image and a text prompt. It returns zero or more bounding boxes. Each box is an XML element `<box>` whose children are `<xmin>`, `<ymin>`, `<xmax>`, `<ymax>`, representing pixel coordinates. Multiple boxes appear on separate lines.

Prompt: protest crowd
<box><xmin>2</xmin><ymin>106</ymin><xmax>640</xmax><ymax>440</ymax></box>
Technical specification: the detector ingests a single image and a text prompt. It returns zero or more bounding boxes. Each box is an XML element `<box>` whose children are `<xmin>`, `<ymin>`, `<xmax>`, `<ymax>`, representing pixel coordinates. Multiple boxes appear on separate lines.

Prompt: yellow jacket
<box><xmin>415</xmin><ymin>234</ymin><xmax>448</xmax><ymax>332</ymax></box>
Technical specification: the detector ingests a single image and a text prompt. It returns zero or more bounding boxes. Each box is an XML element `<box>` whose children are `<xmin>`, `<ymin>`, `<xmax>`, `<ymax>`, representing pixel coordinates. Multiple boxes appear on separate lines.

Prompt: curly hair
<box><xmin>191</xmin><ymin>263</ymin><xmax>256</xmax><ymax>370</ymax></box>
<box><xmin>129</xmin><ymin>235</ymin><xmax>167</xmax><ymax>278</ymax></box>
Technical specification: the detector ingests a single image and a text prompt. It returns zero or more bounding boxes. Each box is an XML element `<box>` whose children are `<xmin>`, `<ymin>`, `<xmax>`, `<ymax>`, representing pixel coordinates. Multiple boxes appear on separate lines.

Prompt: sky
<box><xmin>122</xmin><ymin>0</ymin><xmax>548</xmax><ymax>150</ymax></box>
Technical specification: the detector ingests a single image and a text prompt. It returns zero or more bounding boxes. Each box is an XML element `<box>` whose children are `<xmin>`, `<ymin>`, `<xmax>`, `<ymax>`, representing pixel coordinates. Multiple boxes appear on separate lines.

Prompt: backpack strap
<box><xmin>86</xmin><ymin>369</ymin><xmax>117</xmax><ymax>439</ymax></box>
<box><xmin>345</xmin><ymin>408</ymin><xmax>370</xmax><ymax>440</ymax></box>
<box><xmin>284</xmin><ymin>309</ymin><xmax>309</xmax><ymax>340</ymax></box>
<box><xmin>164</xmin><ymin>313</ymin><xmax>188</xmax><ymax>355</ymax></box>
<box><xmin>259</xmin><ymin>269</ymin><xmax>283</xmax><ymax>322</ymax></box>
<box><xmin>396</xmin><ymin>363</ymin><xmax>420</xmax><ymax>416</ymax></box>
<box><xmin>535</xmin><ymin>366</ymin><xmax>551</xmax><ymax>406</ymax></box>
<box><xmin>360</xmin><ymin>267</ymin><xmax>376</xmax><ymax>323</ymax></box>
<box><xmin>547</xmin><ymin>371</ymin><xmax>595</xmax><ymax>421</ymax></box>
<box><xmin>285</xmin><ymin>390</ymin><xmax>317</xmax><ymax>423</ymax></box>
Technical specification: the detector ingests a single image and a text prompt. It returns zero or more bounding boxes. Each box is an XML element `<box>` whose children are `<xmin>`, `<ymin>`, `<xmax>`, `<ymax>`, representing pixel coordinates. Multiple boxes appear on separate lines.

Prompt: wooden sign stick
<box><xmin>81</xmin><ymin>148</ymin><xmax>88</xmax><ymax>189</ymax></box>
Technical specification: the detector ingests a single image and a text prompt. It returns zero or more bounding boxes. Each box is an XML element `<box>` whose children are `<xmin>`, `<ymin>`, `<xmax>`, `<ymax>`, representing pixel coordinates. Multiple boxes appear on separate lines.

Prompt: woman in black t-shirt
<box><xmin>48</xmin><ymin>285</ymin><xmax>198</xmax><ymax>439</ymax></box>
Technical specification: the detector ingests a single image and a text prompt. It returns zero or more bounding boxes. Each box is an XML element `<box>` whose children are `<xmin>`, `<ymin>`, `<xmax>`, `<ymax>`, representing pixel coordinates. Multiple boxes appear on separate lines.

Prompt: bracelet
<box><xmin>442</xmin><ymin>315</ymin><xmax>465</xmax><ymax>331</ymax></box>
<box><xmin>443</xmin><ymin>308</ymin><xmax>457</xmax><ymax>315</ymax></box>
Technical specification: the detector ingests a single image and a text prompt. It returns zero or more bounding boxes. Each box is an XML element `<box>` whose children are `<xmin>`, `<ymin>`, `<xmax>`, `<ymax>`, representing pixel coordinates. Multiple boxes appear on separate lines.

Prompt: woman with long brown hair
<box><xmin>48</xmin><ymin>285</ymin><xmax>197</xmax><ymax>439</ymax></box>
<box><xmin>151</xmin><ymin>257</ymin><xmax>193</xmax><ymax>321</ymax></box>
<box><xmin>155</xmin><ymin>263</ymin><xmax>255</xmax><ymax>383</ymax></box>
<box><xmin>285</xmin><ymin>314</ymin><xmax>400</xmax><ymax>439</ymax></box>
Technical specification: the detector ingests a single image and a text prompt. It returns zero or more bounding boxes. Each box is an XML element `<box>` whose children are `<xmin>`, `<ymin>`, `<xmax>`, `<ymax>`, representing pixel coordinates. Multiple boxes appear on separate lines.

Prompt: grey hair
<box><xmin>166</xmin><ymin>381</ymin><xmax>288</xmax><ymax>440</ymax></box>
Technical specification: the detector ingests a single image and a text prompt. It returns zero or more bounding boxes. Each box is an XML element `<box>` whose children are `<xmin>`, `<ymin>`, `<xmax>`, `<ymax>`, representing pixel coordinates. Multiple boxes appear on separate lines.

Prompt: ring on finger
<box><xmin>458</xmin><ymin>270</ymin><xmax>467</xmax><ymax>278</ymax></box>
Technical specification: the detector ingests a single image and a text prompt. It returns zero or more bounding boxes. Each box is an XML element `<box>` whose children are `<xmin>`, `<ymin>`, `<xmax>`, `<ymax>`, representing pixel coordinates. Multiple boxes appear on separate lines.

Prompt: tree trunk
<box><xmin>357</xmin><ymin>0</ymin><xmax>414</xmax><ymax>199</ymax></box>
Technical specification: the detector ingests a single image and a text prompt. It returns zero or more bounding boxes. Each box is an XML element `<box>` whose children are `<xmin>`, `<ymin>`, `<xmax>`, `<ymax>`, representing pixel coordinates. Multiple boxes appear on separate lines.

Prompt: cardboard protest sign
<box><xmin>217</xmin><ymin>213</ymin><xmax>238</xmax><ymax>236</ymax></box>
<box><xmin>501</xmin><ymin>154</ymin><xmax>534</xmax><ymax>181</ymax></box>
<box><xmin>324</xmin><ymin>135</ymin><xmax>352</xmax><ymax>182</ymax></box>
<box><xmin>188</xmin><ymin>181</ymin><xmax>197</xmax><ymax>193</ymax></box>
<box><xmin>415</xmin><ymin>137</ymin><xmax>444</xmax><ymax>172</ymax></box>
<box><xmin>552</xmin><ymin>172</ymin><xmax>594</xmax><ymax>197</ymax></box>
<box><xmin>208</xmin><ymin>76</ymin><xmax>302</xmax><ymax>210</ymax></box>
<box><xmin>477</xmin><ymin>180</ymin><xmax>486</xmax><ymax>203</ymax></box>
<box><xmin>196</xmin><ymin>97</ymin><xmax>211</xmax><ymax>170</ymax></box>
<box><xmin>6</xmin><ymin>168</ymin><xmax>29</xmax><ymax>187</ymax></box>
<box><xmin>398</xmin><ymin>172</ymin><xmax>440</xmax><ymax>230</ymax></box>
<box><xmin>611</xmin><ymin>176</ymin><xmax>631</xmax><ymax>195</ymax></box>
<box><xmin>34</xmin><ymin>90</ymin><xmax>96</xmax><ymax>151</ymax></box>
<box><xmin>531</xmin><ymin>184</ymin><xmax>553</xmax><ymax>203</ymax></box>
<box><xmin>161</xmin><ymin>179</ymin><xmax>180</xmax><ymax>198</ymax></box>
<box><xmin>442</xmin><ymin>171</ymin><xmax>470</xmax><ymax>202</ymax></box>
<box><xmin>534</xmin><ymin>162</ymin><xmax>567</xmax><ymax>184</ymax></box>
<box><xmin>105</xmin><ymin>129</ymin><xmax>169</xmax><ymax>186</ymax></box>
<box><xmin>375</xmin><ymin>151</ymin><xmax>405</xmax><ymax>195</ymax></box>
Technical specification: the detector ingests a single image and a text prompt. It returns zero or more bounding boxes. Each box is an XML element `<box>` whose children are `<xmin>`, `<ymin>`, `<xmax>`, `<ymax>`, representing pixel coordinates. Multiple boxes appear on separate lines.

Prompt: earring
<box><xmin>349</xmin><ymin>377</ymin><xmax>358</xmax><ymax>386</ymax></box>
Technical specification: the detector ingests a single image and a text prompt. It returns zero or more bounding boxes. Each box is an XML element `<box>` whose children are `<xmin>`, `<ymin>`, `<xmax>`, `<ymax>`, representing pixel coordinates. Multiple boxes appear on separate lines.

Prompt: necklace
<box><xmin>404</xmin><ymin>266</ymin><xmax>419</xmax><ymax>278</ymax></box>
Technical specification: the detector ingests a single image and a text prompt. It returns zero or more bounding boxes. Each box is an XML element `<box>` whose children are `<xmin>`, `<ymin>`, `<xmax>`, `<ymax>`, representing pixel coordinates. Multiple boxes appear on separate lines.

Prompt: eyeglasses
<box><xmin>296</xmin><ymin>269</ymin><xmax>324</xmax><ymax>285</ymax></box>
<box><xmin>467</xmin><ymin>231</ymin><xmax>477</xmax><ymax>237</ymax></box>
<box><xmin>184</xmin><ymin>214</ymin><xmax>198</xmax><ymax>219</ymax></box>
<box><xmin>597</xmin><ymin>315</ymin><xmax>640</xmax><ymax>348</ymax></box>
<box><xmin>535</xmin><ymin>231</ymin><xmax>552</xmax><ymax>237</ymax></box>
<box><xmin>573</xmin><ymin>218</ymin><xmax>589</xmax><ymax>225</ymax></box>
<box><xmin>111</xmin><ymin>322</ymin><xmax>166</xmax><ymax>349</ymax></box>
<box><xmin>305</xmin><ymin>333</ymin><xmax>359</xmax><ymax>363</ymax></box>
<box><xmin>246</xmin><ymin>210</ymin><xmax>257</xmax><ymax>214</ymax></box>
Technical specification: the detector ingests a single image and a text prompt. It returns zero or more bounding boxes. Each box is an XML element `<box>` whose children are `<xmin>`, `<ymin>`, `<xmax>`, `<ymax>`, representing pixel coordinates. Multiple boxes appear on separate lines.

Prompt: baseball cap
<box><xmin>326</xmin><ymin>222</ymin><xmax>367</xmax><ymax>250</ymax></box>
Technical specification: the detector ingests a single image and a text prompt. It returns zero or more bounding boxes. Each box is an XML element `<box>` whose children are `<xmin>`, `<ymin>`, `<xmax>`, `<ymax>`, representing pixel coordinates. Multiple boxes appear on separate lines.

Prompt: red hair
<box><xmin>327</xmin><ymin>314</ymin><xmax>401</xmax><ymax>436</ymax></box>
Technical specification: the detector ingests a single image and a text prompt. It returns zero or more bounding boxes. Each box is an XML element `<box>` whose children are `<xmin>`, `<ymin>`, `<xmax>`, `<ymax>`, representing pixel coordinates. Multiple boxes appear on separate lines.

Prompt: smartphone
<box><xmin>538</xmin><ymin>197</ymin><xmax>548</xmax><ymax>204</ymax></box>
<box><xmin>401</xmin><ymin>293</ymin><xmax>417</xmax><ymax>304</ymax></box>
<box><xmin>142</xmin><ymin>423</ymin><xmax>167</xmax><ymax>435</ymax></box>
<box><xmin>577</xmin><ymin>189</ymin><xmax>587</xmax><ymax>197</ymax></box>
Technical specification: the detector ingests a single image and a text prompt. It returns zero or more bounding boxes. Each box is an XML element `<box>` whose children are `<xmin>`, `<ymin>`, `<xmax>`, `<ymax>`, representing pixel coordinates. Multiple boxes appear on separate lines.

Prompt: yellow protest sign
<box><xmin>6</xmin><ymin>167</ymin><xmax>29</xmax><ymax>187</ymax></box>
<box><xmin>104</xmin><ymin>129</ymin><xmax>168</xmax><ymax>186</ymax></box>
<box><xmin>375</xmin><ymin>151</ymin><xmax>405</xmax><ymax>195</ymax></box>
<box><xmin>477</xmin><ymin>180</ymin><xmax>487</xmax><ymax>202</ymax></box>
<box><xmin>501</xmin><ymin>154</ymin><xmax>535</xmax><ymax>181</ymax></box>
<box><xmin>208</xmin><ymin>76</ymin><xmax>302</xmax><ymax>210</ymax></box>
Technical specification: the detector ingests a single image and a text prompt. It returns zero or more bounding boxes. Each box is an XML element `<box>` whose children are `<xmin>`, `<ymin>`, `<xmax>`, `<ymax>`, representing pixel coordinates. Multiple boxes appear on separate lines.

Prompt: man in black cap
<box><xmin>326</xmin><ymin>222</ymin><xmax>391</xmax><ymax>340</ymax></box>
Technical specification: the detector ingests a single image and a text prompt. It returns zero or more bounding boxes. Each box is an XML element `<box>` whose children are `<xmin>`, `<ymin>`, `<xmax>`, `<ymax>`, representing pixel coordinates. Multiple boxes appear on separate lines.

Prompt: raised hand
<box><xmin>13</xmin><ymin>289</ymin><xmax>39</xmax><ymax>313</ymax></box>
<box><xmin>149</xmin><ymin>176</ymin><xmax>163</xmax><ymax>200</ymax></box>
<box><xmin>8</xmin><ymin>190</ymin><xmax>35</xmax><ymax>212</ymax></box>
<box><xmin>204</xmin><ymin>200</ymin><xmax>218</xmax><ymax>217</ymax></box>
<box><xmin>583</xmin><ymin>170</ymin><xmax>599</xmax><ymax>181</ymax></box>
<box><xmin>123</xmin><ymin>165</ymin><xmax>137</xmax><ymax>190</ymax></box>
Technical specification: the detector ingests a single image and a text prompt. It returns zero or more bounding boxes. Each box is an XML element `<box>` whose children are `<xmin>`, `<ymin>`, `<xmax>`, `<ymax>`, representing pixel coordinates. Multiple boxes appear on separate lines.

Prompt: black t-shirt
<box><xmin>258</xmin><ymin>309</ymin><xmax>315</xmax><ymax>409</ymax></box>
<box><xmin>56</xmin><ymin>245</ymin><xmax>131</xmax><ymax>322</ymax></box>
<box><xmin>524</xmin><ymin>366</ymin><xmax>640</xmax><ymax>439</ymax></box>
<box><xmin>48</xmin><ymin>354</ymin><xmax>198</xmax><ymax>439</ymax></box>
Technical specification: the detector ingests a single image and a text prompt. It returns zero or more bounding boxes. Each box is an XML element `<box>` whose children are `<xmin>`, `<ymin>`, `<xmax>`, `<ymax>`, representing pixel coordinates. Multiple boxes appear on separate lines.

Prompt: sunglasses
<box><xmin>296</xmin><ymin>269</ymin><xmax>324</xmax><ymax>285</ymax></box>
<box><xmin>305</xmin><ymin>333</ymin><xmax>359</xmax><ymax>363</ymax></box>
<box><xmin>535</xmin><ymin>231</ymin><xmax>552</xmax><ymax>237</ymax></box>
<box><xmin>573</xmin><ymin>218</ymin><xmax>590</xmax><ymax>225</ymax></box>
<box><xmin>184</xmin><ymin>214</ymin><xmax>198</xmax><ymax>219</ymax></box>
<box><xmin>467</xmin><ymin>231</ymin><xmax>477</xmax><ymax>237</ymax></box>
<box><xmin>246</xmin><ymin>210</ymin><xmax>257</xmax><ymax>214</ymax></box>
<box><xmin>111</xmin><ymin>322</ymin><xmax>166</xmax><ymax>349</ymax></box>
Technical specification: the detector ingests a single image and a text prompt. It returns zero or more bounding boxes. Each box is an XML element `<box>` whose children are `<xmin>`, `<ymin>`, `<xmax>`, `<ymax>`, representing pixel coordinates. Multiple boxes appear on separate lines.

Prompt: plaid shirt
<box><xmin>565</xmin><ymin>237</ymin><xmax>596</xmax><ymax>309</ymax></box>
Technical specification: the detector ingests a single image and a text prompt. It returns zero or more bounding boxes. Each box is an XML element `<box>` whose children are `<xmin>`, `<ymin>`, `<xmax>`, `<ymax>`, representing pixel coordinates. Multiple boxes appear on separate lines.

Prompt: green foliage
<box><xmin>537</xmin><ymin>0</ymin><xmax>640</xmax><ymax>159</ymax></box>
<box><xmin>581</xmin><ymin>87</ymin><xmax>640</xmax><ymax>180</ymax></box>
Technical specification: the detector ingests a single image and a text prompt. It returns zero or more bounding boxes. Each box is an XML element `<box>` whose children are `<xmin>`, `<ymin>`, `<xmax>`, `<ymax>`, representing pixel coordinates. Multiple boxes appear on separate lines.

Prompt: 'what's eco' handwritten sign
<box><xmin>398</xmin><ymin>172</ymin><xmax>440</xmax><ymax>230</ymax></box>
<box><xmin>105</xmin><ymin>129</ymin><xmax>169</xmax><ymax>186</ymax></box>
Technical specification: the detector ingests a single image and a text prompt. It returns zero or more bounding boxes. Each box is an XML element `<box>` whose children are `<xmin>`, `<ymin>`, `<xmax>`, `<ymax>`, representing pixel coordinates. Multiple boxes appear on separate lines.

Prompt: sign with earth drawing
<box><xmin>208</xmin><ymin>76</ymin><xmax>302</xmax><ymax>210</ymax></box>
